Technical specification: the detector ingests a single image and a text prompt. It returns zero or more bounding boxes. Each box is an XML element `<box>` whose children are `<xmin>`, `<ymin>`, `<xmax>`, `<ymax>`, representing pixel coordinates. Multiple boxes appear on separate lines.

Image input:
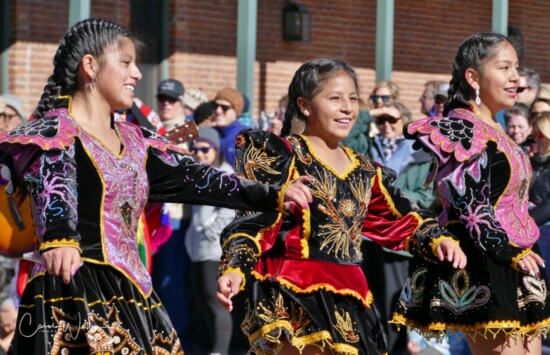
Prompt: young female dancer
<box><xmin>217</xmin><ymin>58</ymin><xmax>466</xmax><ymax>354</ymax></box>
<box><xmin>392</xmin><ymin>33</ymin><xmax>550</xmax><ymax>355</ymax></box>
<box><xmin>0</xmin><ymin>18</ymin><xmax>310</xmax><ymax>354</ymax></box>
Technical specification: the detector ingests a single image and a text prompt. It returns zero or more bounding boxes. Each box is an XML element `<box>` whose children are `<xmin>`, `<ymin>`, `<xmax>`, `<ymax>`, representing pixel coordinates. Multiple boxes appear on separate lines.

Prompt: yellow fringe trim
<box><xmin>39</xmin><ymin>238</ymin><xmax>81</xmax><ymax>253</ymax></box>
<box><xmin>251</xmin><ymin>271</ymin><xmax>373</xmax><ymax>309</ymax></box>
<box><xmin>248</xmin><ymin>320</ymin><xmax>359</xmax><ymax>355</ymax></box>
<box><xmin>222</xmin><ymin>232</ymin><xmax>262</xmax><ymax>257</ymax></box>
<box><xmin>19</xmin><ymin>293</ymin><xmax>163</xmax><ymax>311</ymax></box>
<box><xmin>511</xmin><ymin>248</ymin><xmax>533</xmax><ymax>270</ymax></box>
<box><xmin>221</xmin><ymin>267</ymin><xmax>247</xmax><ymax>292</ymax></box>
<box><xmin>391</xmin><ymin>312</ymin><xmax>550</xmax><ymax>342</ymax></box>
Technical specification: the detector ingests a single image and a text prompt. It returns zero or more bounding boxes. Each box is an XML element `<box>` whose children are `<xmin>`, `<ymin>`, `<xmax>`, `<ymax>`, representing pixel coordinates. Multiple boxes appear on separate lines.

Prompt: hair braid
<box><xmin>34</xmin><ymin>18</ymin><xmax>136</xmax><ymax>119</ymax></box>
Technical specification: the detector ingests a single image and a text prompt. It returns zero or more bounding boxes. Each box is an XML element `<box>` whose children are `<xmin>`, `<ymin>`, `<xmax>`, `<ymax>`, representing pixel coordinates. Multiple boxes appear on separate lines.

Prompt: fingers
<box><xmin>216</xmin><ymin>273</ymin><xmax>242</xmax><ymax>312</ymax></box>
<box><xmin>518</xmin><ymin>254</ymin><xmax>541</xmax><ymax>277</ymax></box>
<box><xmin>41</xmin><ymin>247</ymin><xmax>81</xmax><ymax>284</ymax></box>
<box><xmin>284</xmin><ymin>176</ymin><xmax>313</xmax><ymax>210</ymax></box>
<box><xmin>436</xmin><ymin>240</ymin><xmax>467</xmax><ymax>269</ymax></box>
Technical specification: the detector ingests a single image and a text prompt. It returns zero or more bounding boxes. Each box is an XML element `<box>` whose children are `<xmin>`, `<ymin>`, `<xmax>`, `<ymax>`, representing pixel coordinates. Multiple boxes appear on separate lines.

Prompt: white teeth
<box><xmin>125</xmin><ymin>85</ymin><xmax>134</xmax><ymax>92</ymax></box>
<box><xmin>337</xmin><ymin>119</ymin><xmax>350</xmax><ymax>123</ymax></box>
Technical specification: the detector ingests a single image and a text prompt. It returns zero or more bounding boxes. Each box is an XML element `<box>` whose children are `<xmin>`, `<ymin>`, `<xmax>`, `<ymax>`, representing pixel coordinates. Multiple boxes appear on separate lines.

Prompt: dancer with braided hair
<box><xmin>392</xmin><ymin>33</ymin><xmax>550</xmax><ymax>354</ymax></box>
<box><xmin>216</xmin><ymin>58</ymin><xmax>466</xmax><ymax>354</ymax></box>
<box><xmin>0</xmin><ymin>18</ymin><xmax>311</xmax><ymax>354</ymax></box>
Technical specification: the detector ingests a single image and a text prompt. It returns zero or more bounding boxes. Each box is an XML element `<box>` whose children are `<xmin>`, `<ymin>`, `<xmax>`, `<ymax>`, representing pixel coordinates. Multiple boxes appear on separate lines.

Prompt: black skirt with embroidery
<box><xmin>9</xmin><ymin>262</ymin><xmax>182</xmax><ymax>355</ymax></box>
<box><xmin>240</xmin><ymin>277</ymin><xmax>387</xmax><ymax>355</ymax></box>
<box><xmin>392</xmin><ymin>229</ymin><xmax>550</xmax><ymax>340</ymax></box>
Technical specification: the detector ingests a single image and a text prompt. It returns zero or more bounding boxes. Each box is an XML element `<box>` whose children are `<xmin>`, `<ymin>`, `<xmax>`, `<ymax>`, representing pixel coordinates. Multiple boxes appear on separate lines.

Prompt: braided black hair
<box><xmin>443</xmin><ymin>32</ymin><xmax>512</xmax><ymax>116</ymax></box>
<box><xmin>281</xmin><ymin>58</ymin><xmax>360</xmax><ymax>137</ymax></box>
<box><xmin>34</xmin><ymin>18</ymin><xmax>137</xmax><ymax>119</ymax></box>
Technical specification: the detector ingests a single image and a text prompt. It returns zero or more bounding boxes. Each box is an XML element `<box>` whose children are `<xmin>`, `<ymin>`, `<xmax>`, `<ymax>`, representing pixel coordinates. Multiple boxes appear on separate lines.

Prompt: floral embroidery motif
<box><xmin>517</xmin><ymin>275</ymin><xmax>547</xmax><ymax>308</ymax></box>
<box><xmin>287</xmin><ymin>136</ymin><xmax>312</xmax><ymax>165</ymax></box>
<box><xmin>50</xmin><ymin>306</ymin><xmax>141</xmax><ymax>355</ymax></box>
<box><xmin>399</xmin><ymin>267</ymin><xmax>427</xmax><ymax>310</ymax></box>
<box><xmin>340</xmin><ymin>199</ymin><xmax>355</xmax><ymax>218</ymax></box>
<box><xmin>241</xmin><ymin>140</ymin><xmax>281</xmax><ymax>181</ymax></box>
<box><xmin>334</xmin><ymin>309</ymin><xmax>359</xmax><ymax>343</ymax></box>
<box><xmin>430</xmin><ymin>269</ymin><xmax>491</xmax><ymax>315</ymax></box>
<box><xmin>428</xmin><ymin>117</ymin><xmax>475</xmax><ymax>151</ymax></box>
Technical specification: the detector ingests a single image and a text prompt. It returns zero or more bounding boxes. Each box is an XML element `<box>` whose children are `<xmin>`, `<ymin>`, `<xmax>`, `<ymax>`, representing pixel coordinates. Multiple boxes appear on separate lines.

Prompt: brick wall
<box><xmin>7</xmin><ymin>0</ymin><xmax>130</xmax><ymax>116</ymax></box>
<box><xmin>6</xmin><ymin>0</ymin><xmax>550</xmax><ymax>120</ymax></box>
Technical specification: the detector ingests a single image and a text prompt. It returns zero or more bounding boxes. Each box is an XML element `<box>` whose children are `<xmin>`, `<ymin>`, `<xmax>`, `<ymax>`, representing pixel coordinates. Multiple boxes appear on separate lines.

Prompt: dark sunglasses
<box><xmin>191</xmin><ymin>146</ymin><xmax>214</xmax><ymax>154</ymax></box>
<box><xmin>370</xmin><ymin>95</ymin><xmax>391</xmax><ymax>103</ymax></box>
<box><xmin>215</xmin><ymin>103</ymin><xmax>233</xmax><ymax>113</ymax></box>
<box><xmin>516</xmin><ymin>86</ymin><xmax>530</xmax><ymax>94</ymax></box>
<box><xmin>434</xmin><ymin>96</ymin><xmax>446</xmax><ymax>105</ymax></box>
<box><xmin>375</xmin><ymin>115</ymin><xmax>401</xmax><ymax>125</ymax></box>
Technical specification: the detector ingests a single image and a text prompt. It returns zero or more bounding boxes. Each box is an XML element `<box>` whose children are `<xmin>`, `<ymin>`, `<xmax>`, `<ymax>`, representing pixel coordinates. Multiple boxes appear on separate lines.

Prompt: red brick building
<box><xmin>3</xmin><ymin>0</ymin><xmax>550</xmax><ymax>120</ymax></box>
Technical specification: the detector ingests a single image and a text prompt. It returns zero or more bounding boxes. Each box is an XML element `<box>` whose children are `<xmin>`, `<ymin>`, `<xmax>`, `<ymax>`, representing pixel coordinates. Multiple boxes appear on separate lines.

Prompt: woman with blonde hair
<box><xmin>370</xmin><ymin>80</ymin><xmax>400</xmax><ymax>109</ymax></box>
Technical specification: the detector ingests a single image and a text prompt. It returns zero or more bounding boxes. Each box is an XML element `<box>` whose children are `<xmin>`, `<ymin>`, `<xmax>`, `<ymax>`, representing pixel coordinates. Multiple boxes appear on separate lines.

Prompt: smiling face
<box><xmin>301</xmin><ymin>71</ymin><xmax>359</xmax><ymax>145</ymax></box>
<box><xmin>95</xmin><ymin>39</ymin><xmax>142</xmax><ymax>111</ymax></box>
<box><xmin>475</xmin><ymin>41</ymin><xmax>520</xmax><ymax>115</ymax></box>
<box><xmin>192</xmin><ymin>140</ymin><xmax>218</xmax><ymax>165</ymax></box>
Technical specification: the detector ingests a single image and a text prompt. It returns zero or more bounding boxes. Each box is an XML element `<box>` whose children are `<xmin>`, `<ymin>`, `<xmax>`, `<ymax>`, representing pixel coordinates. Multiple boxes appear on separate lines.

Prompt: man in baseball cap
<box><xmin>156</xmin><ymin>79</ymin><xmax>186</xmax><ymax>131</ymax></box>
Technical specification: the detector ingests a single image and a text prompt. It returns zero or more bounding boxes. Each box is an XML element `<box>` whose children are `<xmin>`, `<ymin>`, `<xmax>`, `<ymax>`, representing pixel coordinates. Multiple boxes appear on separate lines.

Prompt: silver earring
<box><xmin>475</xmin><ymin>87</ymin><xmax>481</xmax><ymax>105</ymax></box>
<box><xmin>90</xmin><ymin>77</ymin><xmax>96</xmax><ymax>92</ymax></box>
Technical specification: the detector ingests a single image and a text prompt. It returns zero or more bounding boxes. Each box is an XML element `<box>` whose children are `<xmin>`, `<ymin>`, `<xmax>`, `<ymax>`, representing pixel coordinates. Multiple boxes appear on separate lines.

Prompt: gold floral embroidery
<box><xmin>340</xmin><ymin>199</ymin><xmax>355</xmax><ymax>218</ymax></box>
<box><xmin>287</xmin><ymin>136</ymin><xmax>313</xmax><ymax>165</ymax></box>
<box><xmin>308</xmin><ymin>168</ymin><xmax>368</xmax><ymax>261</ymax></box>
<box><xmin>241</xmin><ymin>140</ymin><xmax>282</xmax><ymax>181</ymax></box>
<box><xmin>334</xmin><ymin>309</ymin><xmax>359</xmax><ymax>343</ymax></box>
<box><xmin>50</xmin><ymin>306</ymin><xmax>141</xmax><ymax>355</ymax></box>
<box><xmin>258</xmin><ymin>293</ymin><xmax>290</xmax><ymax>323</ymax></box>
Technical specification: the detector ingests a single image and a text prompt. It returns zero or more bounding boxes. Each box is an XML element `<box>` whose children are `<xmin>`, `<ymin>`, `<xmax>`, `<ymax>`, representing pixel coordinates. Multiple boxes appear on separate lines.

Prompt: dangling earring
<box><xmin>90</xmin><ymin>77</ymin><xmax>96</xmax><ymax>92</ymax></box>
<box><xmin>475</xmin><ymin>87</ymin><xmax>481</xmax><ymax>105</ymax></box>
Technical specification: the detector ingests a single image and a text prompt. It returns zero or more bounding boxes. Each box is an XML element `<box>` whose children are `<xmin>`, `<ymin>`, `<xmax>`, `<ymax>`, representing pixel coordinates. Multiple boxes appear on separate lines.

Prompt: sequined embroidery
<box><xmin>398</xmin><ymin>267</ymin><xmax>427</xmax><ymax>310</ymax></box>
<box><xmin>334</xmin><ymin>309</ymin><xmax>360</xmax><ymax>343</ymax></box>
<box><xmin>517</xmin><ymin>275</ymin><xmax>547</xmax><ymax>308</ymax></box>
<box><xmin>430</xmin><ymin>269</ymin><xmax>491</xmax><ymax>314</ymax></box>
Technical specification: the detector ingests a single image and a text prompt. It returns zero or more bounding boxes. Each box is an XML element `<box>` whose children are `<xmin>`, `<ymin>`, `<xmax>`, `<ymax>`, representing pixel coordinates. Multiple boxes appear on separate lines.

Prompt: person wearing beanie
<box><xmin>1</xmin><ymin>94</ymin><xmax>26</xmax><ymax>132</ymax></box>
<box><xmin>211</xmin><ymin>87</ymin><xmax>248</xmax><ymax>167</ymax></box>
<box><xmin>185</xmin><ymin>127</ymin><xmax>234</xmax><ymax>354</ymax></box>
<box><xmin>193</xmin><ymin>101</ymin><xmax>215</xmax><ymax>127</ymax></box>
<box><xmin>182</xmin><ymin>88</ymin><xmax>209</xmax><ymax>121</ymax></box>
<box><xmin>156</xmin><ymin>78</ymin><xmax>187</xmax><ymax>131</ymax></box>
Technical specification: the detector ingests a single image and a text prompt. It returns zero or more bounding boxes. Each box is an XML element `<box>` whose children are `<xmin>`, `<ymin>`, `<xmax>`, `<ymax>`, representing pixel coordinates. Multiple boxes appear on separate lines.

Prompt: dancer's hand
<box><xmin>41</xmin><ymin>246</ymin><xmax>81</xmax><ymax>284</ymax></box>
<box><xmin>217</xmin><ymin>272</ymin><xmax>243</xmax><ymax>312</ymax></box>
<box><xmin>282</xmin><ymin>175</ymin><xmax>313</xmax><ymax>211</ymax></box>
<box><xmin>435</xmin><ymin>239</ymin><xmax>467</xmax><ymax>269</ymax></box>
<box><xmin>518</xmin><ymin>251</ymin><xmax>545</xmax><ymax>277</ymax></box>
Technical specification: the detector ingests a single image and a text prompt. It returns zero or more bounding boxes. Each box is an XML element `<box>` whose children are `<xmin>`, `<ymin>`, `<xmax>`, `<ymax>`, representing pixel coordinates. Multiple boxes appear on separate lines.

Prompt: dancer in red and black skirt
<box><xmin>217</xmin><ymin>58</ymin><xmax>466</xmax><ymax>355</ymax></box>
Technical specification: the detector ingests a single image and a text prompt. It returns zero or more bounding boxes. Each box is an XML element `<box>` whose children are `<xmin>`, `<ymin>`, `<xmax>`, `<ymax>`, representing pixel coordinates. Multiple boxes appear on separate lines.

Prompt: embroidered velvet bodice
<box><xmin>0</xmin><ymin>108</ymin><xmax>284</xmax><ymax>297</ymax></box>
<box><xmin>406</xmin><ymin>108</ymin><xmax>538</xmax><ymax>265</ymax></box>
<box><xmin>220</xmin><ymin>130</ymin><xmax>456</xmax><ymax>308</ymax></box>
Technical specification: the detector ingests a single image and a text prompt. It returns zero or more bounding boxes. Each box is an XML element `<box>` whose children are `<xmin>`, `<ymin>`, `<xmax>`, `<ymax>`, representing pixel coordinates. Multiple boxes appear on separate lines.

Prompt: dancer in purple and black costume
<box><xmin>0</xmin><ymin>19</ymin><xmax>311</xmax><ymax>355</ymax></box>
<box><xmin>392</xmin><ymin>33</ymin><xmax>550</xmax><ymax>354</ymax></box>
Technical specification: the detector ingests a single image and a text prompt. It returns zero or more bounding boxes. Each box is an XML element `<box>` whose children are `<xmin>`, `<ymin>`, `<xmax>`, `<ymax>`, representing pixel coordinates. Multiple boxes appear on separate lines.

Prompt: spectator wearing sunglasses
<box><xmin>186</xmin><ymin>127</ymin><xmax>235</xmax><ymax>355</ymax></box>
<box><xmin>419</xmin><ymin>80</ymin><xmax>446</xmax><ymax>117</ymax></box>
<box><xmin>369</xmin><ymin>80</ymin><xmax>399</xmax><ymax>109</ymax></box>
<box><xmin>211</xmin><ymin>87</ymin><xmax>247</xmax><ymax>166</ymax></box>
<box><xmin>156</xmin><ymin>78</ymin><xmax>187</xmax><ymax>131</ymax></box>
